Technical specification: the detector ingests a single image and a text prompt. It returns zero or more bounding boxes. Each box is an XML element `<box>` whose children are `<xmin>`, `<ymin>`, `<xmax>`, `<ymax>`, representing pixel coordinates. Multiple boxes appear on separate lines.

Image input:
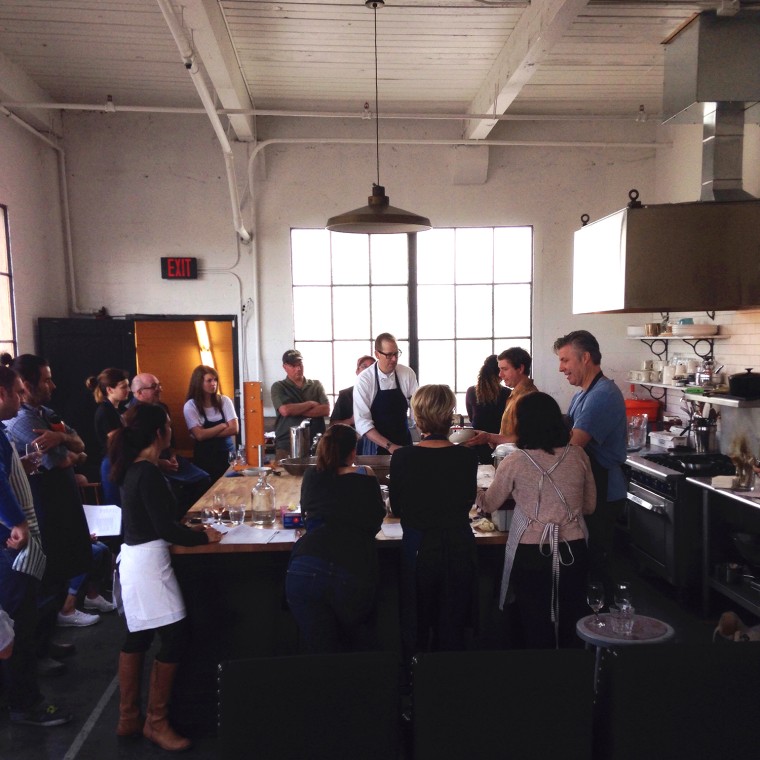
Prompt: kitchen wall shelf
<box><xmin>680</xmin><ymin>393</ymin><xmax>760</xmax><ymax>409</ymax></box>
<box><xmin>629</xmin><ymin>334</ymin><xmax>727</xmax><ymax>360</ymax></box>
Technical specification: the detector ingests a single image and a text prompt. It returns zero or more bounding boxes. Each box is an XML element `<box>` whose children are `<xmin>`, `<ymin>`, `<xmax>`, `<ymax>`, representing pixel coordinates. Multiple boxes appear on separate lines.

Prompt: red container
<box><xmin>625</xmin><ymin>398</ymin><xmax>661</xmax><ymax>422</ymax></box>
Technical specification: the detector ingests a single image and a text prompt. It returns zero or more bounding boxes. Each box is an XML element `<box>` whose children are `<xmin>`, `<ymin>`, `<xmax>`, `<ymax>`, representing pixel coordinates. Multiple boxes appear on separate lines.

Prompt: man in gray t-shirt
<box><xmin>270</xmin><ymin>350</ymin><xmax>330</xmax><ymax>462</ymax></box>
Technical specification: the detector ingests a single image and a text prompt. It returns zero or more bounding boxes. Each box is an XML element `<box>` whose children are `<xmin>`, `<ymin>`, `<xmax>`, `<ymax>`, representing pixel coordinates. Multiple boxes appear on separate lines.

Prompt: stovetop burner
<box><xmin>642</xmin><ymin>451</ymin><xmax>735</xmax><ymax>476</ymax></box>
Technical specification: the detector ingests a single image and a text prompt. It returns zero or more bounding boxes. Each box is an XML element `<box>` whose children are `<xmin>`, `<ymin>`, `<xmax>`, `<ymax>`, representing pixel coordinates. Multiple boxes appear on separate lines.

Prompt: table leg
<box><xmin>701</xmin><ymin>490</ymin><xmax>710</xmax><ymax>618</ymax></box>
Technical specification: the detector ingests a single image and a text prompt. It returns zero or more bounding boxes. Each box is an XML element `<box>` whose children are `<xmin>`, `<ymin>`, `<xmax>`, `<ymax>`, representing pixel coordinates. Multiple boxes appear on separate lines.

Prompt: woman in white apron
<box><xmin>109</xmin><ymin>404</ymin><xmax>221</xmax><ymax>751</ymax></box>
<box><xmin>477</xmin><ymin>392</ymin><xmax>596</xmax><ymax>648</ymax></box>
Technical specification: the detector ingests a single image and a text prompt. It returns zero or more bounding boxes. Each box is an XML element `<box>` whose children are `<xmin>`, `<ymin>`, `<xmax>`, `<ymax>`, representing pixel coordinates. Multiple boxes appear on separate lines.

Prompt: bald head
<box><xmin>131</xmin><ymin>373</ymin><xmax>162</xmax><ymax>404</ymax></box>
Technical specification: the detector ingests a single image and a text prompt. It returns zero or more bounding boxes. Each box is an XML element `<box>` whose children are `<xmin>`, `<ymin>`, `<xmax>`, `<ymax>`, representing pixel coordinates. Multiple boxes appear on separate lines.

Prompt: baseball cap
<box><xmin>282</xmin><ymin>349</ymin><xmax>303</xmax><ymax>365</ymax></box>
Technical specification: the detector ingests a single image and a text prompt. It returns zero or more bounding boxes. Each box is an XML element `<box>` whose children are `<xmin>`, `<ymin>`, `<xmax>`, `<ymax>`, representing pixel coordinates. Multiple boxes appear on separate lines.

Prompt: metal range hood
<box><xmin>573</xmin><ymin>11</ymin><xmax>760</xmax><ymax>314</ymax></box>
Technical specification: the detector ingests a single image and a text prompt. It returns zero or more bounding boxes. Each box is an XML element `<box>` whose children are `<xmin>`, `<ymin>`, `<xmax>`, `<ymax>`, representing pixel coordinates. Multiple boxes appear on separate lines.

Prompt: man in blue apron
<box><xmin>353</xmin><ymin>333</ymin><xmax>419</xmax><ymax>455</ymax></box>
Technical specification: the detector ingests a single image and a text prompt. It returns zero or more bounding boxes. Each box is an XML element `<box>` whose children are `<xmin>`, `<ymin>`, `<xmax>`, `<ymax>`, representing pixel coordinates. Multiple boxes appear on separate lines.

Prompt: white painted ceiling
<box><xmin>0</xmin><ymin>0</ymin><xmax>757</xmax><ymax>140</ymax></box>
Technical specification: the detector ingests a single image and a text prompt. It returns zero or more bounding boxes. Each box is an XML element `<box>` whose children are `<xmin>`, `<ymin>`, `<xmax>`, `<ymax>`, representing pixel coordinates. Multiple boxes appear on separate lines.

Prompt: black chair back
<box><xmin>413</xmin><ymin>649</ymin><xmax>595</xmax><ymax>760</ymax></box>
<box><xmin>218</xmin><ymin>651</ymin><xmax>400</xmax><ymax>760</ymax></box>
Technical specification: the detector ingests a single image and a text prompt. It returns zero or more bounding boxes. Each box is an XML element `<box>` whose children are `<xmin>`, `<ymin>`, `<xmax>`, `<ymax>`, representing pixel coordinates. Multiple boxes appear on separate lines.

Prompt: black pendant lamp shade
<box><xmin>326</xmin><ymin>184</ymin><xmax>431</xmax><ymax>234</ymax></box>
<box><xmin>325</xmin><ymin>1</ymin><xmax>431</xmax><ymax>234</ymax></box>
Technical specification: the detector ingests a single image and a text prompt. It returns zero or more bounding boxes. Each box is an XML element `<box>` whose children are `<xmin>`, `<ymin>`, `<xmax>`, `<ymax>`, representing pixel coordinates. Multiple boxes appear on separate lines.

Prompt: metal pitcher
<box><xmin>289</xmin><ymin>420</ymin><xmax>311</xmax><ymax>459</ymax></box>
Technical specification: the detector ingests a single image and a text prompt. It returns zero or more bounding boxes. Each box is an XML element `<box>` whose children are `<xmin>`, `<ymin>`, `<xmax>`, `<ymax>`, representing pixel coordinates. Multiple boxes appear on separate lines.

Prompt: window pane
<box><xmin>494</xmin><ymin>227</ymin><xmax>532</xmax><ymax>283</ymax></box>
<box><xmin>455</xmin><ymin>228</ymin><xmax>493</xmax><ymax>283</ymax></box>
<box><xmin>333</xmin><ymin>286</ymin><xmax>370</xmax><ymax>339</ymax></box>
<box><xmin>456</xmin><ymin>285</ymin><xmax>492</xmax><ymax>338</ymax></box>
<box><xmin>456</xmin><ymin>339</ymin><xmax>494</xmax><ymax>394</ymax></box>
<box><xmin>293</xmin><ymin>287</ymin><xmax>332</xmax><ymax>340</ymax></box>
<box><xmin>370</xmin><ymin>235</ymin><xmax>408</xmax><ymax>284</ymax></box>
<box><xmin>0</xmin><ymin>208</ymin><xmax>7</xmax><ymax>274</ymax></box>
<box><xmin>494</xmin><ymin>284</ymin><xmax>532</xmax><ymax>337</ymax></box>
<box><xmin>0</xmin><ymin>278</ymin><xmax>11</xmax><ymax>340</ymax></box>
<box><xmin>418</xmin><ymin>228</ymin><xmax>455</xmax><ymax>284</ymax></box>
<box><xmin>418</xmin><ymin>339</ymin><xmax>454</xmax><ymax>388</ymax></box>
<box><xmin>294</xmin><ymin>341</ymin><xmax>333</xmax><ymax>396</ymax></box>
<box><xmin>334</xmin><ymin>340</ymin><xmax>373</xmax><ymax>393</ymax></box>
<box><xmin>417</xmin><ymin>285</ymin><xmax>454</xmax><ymax>339</ymax></box>
<box><xmin>291</xmin><ymin>229</ymin><xmax>330</xmax><ymax>285</ymax></box>
<box><xmin>371</xmin><ymin>286</ymin><xmax>408</xmax><ymax>340</ymax></box>
<box><xmin>332</xmin><ymin>234</ymin><xmax>369</xmax><ymax>285</ymax></box>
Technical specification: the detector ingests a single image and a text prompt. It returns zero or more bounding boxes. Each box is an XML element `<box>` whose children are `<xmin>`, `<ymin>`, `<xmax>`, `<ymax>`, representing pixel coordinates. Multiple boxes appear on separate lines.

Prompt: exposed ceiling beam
<box><xmin>0</xmin><ymin>49</ymin><xmax>61</xmax><ymax>136</ymax></box>
<box><xmin>179</xmin><ymin>0</ymin><xmax>256</xmax><ymax>142</ymax></box>
<box><xmin>465</xmin><ymin>0</ymin><xmax>590</xmax><ymax>140</ymax></box>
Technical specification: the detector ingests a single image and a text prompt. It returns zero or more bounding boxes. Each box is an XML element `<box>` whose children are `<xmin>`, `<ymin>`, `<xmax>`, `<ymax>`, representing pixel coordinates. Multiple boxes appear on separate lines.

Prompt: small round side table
<box><xmin>576</xmin><ymin>613</ymin><xmax>675</xmax><ymax>691</ymax></box>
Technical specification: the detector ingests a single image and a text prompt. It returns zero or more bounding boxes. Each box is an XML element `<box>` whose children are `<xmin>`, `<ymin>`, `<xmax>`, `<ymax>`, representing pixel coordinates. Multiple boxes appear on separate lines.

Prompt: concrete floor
<box><xmin>0</xmin><ymin>548</ymin><xmax>739</xmax><ymax>760</ymax></box>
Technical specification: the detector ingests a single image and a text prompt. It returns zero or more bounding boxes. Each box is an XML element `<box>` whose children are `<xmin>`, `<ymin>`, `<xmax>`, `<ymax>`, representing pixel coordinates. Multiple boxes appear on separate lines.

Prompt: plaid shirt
<box><xmin>5</xmin><ymin>404</ymin><xmax>77</xmax><ymax>470</ymax></box>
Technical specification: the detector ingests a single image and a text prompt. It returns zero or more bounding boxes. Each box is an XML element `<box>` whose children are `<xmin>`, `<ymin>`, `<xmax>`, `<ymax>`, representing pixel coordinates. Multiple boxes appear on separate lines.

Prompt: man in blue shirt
<box><xmin>554</xmin><ymin>330</ymin><xmax>627</xmax><ymax>593</ymax></box>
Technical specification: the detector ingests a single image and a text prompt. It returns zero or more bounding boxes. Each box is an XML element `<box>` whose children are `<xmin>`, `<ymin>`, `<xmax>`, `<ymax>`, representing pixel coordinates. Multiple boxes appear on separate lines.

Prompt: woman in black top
<box><xmin>465</xmin><ymin>354</ymin><xmax>510</xmax><ymax>464</ymax></box>
<box><xmin>85</xmin><ymin>367</ymin><xmax>130</xmax><ymax>504</ymax></box>
<box><xmin>109</xmin><ymin>404</ymin><xmax>221</xmax><ymax>751</ymax></box>
<box><xmin>390</xmin><ymin>385</ymin><xmax>479</xmax><ymax>664</ymax></box>
<box><xmin>286</xmin><ymin>424</ymin><xmax>385</xmax><ymax>653</ymax></box>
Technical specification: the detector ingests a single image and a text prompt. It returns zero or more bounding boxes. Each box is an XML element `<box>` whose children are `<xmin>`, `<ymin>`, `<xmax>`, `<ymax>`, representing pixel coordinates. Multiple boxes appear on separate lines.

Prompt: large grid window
<box><xmin>291</xmin><ymin>226</ymin><xmax>532</xmax><ymax>414</ymax></box>
<box><xmin>0</xmin><ymin>206</ymin><xmax>16</xmax><ymax>359</ymax></box>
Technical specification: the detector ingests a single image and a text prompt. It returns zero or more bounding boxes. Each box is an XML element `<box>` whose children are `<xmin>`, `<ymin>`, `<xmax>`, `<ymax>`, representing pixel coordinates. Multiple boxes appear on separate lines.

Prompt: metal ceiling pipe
<box><xmin>156</xmin><ymin>0</ymin><xmax>251</xmax><ymax>244</ymax></box>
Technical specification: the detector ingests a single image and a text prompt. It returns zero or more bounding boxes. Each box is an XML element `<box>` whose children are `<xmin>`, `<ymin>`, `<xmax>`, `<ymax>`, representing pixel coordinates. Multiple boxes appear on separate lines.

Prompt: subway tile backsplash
<box><xmin>651</xmin><ymin>309</ymin><xmax>760</xmax><ymax>457</ymax></box>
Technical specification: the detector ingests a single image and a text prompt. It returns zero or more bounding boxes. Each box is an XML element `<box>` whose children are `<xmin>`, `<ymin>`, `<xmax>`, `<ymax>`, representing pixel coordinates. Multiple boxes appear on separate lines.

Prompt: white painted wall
<box><xmin>5</xmin><ymin>107</ymin><xmax>759</xmax><ymax>445</ymax></box>
<box><xmin>0</xmin><ymin>118</ymin><xmax>68</xmax><ymax>351</ymax></box>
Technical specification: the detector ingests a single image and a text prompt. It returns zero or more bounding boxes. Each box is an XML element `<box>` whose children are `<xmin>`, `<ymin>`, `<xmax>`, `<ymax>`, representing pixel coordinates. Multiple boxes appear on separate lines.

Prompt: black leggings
<box><xmin>121</xmin><ymin>618</ymin><xmax>189</xmax><ymax>663</ymax></box>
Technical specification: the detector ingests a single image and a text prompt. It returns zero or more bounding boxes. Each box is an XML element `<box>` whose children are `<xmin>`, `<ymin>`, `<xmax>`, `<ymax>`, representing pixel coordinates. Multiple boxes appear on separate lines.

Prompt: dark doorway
<box><xmin>37</xmin><ymin>316</ymin><xmax>238</xmax><ymax>484</ymax></box>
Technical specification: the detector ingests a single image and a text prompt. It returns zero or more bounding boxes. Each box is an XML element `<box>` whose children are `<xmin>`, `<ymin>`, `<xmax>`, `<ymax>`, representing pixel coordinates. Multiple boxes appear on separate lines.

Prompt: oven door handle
<box><xmin>627</xmin><ymin>492</ymin><xmax>666</xmax><ymax>515</ymax></box>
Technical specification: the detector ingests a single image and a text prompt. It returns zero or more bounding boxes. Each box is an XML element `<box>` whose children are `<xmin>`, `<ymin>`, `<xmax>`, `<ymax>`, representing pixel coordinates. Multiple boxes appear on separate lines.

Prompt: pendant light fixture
<box><xmin>326</xmin><ymin>0</ymin><xmax>431</xmax><ymax>234</ymax></box>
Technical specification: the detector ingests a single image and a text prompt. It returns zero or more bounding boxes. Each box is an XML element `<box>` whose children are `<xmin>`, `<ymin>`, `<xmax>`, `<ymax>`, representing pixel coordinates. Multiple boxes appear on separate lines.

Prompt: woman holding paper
<box><xmin>285</xmin><ymin>423</ymin><xmax>385</xmax><ymax>653</ymax></box>
<box><xmin>109</xmin><ymin>403</ymin><xmax>221</xmax><ymax>750</ymax></box>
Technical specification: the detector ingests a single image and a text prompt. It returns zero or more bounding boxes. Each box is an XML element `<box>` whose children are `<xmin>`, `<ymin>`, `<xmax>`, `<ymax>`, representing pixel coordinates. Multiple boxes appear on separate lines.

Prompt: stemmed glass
<box><xmin>586</xmin><ymin>582</ymin><xmax>606</xmax><ymax>628</ymax></box>
<box><xmin>25</xmin><ymin>441</ymin><xmax>43</xmax><ymax>475</ymax></box>
<box><xmin>212</xmin><ymin>492</ymin><xmax>225</xmax><ymax>524</ymax></box>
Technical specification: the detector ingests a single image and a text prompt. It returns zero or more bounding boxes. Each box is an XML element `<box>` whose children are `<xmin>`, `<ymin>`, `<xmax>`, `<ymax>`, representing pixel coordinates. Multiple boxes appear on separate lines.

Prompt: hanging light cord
<box><xmin>373</xmin><ymin>2</ymin><xmax>380</xmax><ymax>188</ymax></box>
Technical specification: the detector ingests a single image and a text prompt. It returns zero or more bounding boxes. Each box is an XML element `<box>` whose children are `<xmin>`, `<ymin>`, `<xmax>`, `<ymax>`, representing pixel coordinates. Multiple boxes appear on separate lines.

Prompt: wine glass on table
<box><xmin>25</xmin><ymin>441</ymin><xmax>43</xmax><ymax>475</ymax></box>
<box><xmin>212</xmin><ymin>492</ymin><xmax>225</xmax><ymax>524</ymax></box>
<box><xmin>586</xmin><ymin>582</ymin><xmax>606</xmax><ymax>628</ymax></box>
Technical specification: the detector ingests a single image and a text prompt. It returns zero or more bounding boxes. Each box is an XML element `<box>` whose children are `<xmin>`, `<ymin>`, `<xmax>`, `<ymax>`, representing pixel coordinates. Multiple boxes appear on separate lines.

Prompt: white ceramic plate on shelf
<box><xmin>672</xmin><ymin>324</ymin><xmax>717</xmax><ymax>336</ymax></box>
<box><xmin>626</xmin><ymin>326</ymin><xmax>646</xmax><ymax>337</ymax></box>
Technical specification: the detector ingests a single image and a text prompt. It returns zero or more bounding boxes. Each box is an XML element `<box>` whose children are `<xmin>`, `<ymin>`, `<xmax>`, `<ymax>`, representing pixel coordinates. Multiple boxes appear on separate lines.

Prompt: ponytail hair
<box><xmin>109</xmin><ymin>403</ymin><xmax>167</xmax><ymax>484</ymax></box>
<box><xmin>315</xmin><ymin>423</ymin><xmax>358</xmax><ymax>473</ymax></box>
<box><xmin>85</xmin><ymin>367</ymin><xmax>129</xmax><ymax>403</ymax></box>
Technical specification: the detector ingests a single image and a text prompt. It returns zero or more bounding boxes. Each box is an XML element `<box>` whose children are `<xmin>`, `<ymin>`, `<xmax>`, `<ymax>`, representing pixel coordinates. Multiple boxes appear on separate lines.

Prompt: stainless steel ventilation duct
<box><xmin>572</xmin><ymin>10</ymin><xmax>760</xmax><ymax>314</ymax></box>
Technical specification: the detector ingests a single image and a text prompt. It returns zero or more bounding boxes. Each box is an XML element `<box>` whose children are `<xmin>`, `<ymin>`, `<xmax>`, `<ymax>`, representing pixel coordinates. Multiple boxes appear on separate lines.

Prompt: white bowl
<box><xmin>448</xmin><ymin>427</ymin><xmax>479</xmax><ymax>444</ymax></box>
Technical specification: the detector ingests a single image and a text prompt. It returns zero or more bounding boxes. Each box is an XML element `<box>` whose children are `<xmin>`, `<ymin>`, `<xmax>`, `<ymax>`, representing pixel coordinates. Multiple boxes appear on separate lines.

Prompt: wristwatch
<box><xmin>385</xmin><ymin>440</ymin><xmax>393</xmax><ymax>450</ymax></box>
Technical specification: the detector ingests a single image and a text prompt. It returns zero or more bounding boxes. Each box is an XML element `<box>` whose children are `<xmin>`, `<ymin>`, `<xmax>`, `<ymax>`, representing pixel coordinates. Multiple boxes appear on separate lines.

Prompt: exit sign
<box><xmin>161</xmin><ymin>257</ymin><xmax>198</xmax><ymax>280</ymax></box>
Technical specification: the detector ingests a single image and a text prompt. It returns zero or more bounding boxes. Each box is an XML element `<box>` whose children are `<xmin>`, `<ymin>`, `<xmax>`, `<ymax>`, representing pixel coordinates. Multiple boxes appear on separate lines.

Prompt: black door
<box><xmin>37</xmin><ymin>318</ymin><xmax>136</xmax><ymax>482</ymax></box>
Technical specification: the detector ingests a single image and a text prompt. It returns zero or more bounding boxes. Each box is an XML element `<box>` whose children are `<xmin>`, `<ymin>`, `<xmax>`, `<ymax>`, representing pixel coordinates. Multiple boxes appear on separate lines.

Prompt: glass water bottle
<box><xmin>251</xmin><ymin>469</ymin><xmax>276</xmax><ymax>525</ymax></box>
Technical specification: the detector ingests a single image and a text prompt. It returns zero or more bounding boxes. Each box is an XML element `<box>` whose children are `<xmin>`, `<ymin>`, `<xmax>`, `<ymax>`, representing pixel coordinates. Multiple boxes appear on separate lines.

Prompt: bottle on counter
<box><xmin>251</xmin><ymin>469</ymin><xmax>276</xmax><ymax>525</ymax></box>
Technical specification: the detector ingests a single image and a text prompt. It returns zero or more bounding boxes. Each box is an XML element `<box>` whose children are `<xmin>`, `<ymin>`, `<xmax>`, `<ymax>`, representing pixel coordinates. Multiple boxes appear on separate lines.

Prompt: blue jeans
<box><xmin>286</xmin><ymin>555</ymin><xmax>377</xmax><ymax>653</ymax></box>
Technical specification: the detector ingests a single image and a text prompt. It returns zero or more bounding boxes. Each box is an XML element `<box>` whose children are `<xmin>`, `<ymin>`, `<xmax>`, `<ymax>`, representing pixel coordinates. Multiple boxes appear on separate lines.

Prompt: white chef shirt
<box><xmin>353</xmin><ymin>363</ymin><xmax>418</xmax><ymax>438</ymax></box>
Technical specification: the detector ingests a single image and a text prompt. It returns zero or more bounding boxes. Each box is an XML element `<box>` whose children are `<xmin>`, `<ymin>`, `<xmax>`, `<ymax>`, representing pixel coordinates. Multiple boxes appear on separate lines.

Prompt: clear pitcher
<box><xmin>627</xmin><ymin>414</ymin><xmax>648</xmax><ymax>452</ymax></box>
<box><xmin>251</xmin><ymin>469</ymin><xmax>276</xmax><ymax>525</ymax></box>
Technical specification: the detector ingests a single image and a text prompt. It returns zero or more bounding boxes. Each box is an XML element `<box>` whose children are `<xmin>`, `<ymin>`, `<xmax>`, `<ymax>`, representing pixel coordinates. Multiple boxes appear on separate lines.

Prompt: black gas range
<box><xmin>624</xmin><ymin>450</ymin><xmax>735</xmax><ymax>592</ymax></box>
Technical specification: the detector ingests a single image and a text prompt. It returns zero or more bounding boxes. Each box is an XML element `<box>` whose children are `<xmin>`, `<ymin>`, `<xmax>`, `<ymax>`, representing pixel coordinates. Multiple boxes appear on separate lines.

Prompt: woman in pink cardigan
<box><xmin>477</xmin><ymin>392</ymin><xmax>596</xmax><ymax>648</ymax></box>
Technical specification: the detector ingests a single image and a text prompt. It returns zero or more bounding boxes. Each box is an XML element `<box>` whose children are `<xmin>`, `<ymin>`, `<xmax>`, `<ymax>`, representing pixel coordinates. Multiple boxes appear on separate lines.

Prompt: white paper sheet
<box><xmin>269</xmin><ymin>529</ymin><xmax>298</xmax><ymax>543</ymax></box>
<box><xmin>220</xmin><ymin>525</ymin><xmax>278</xmax><ymax>544</ymax></box>
<box><xmin>380</xmin><ymin>523</ymin><xmax>403</xmax><ymax>538</ymax></box>
<box><xmin>82</xmin><ymin>504</ymin><xmax>122</xmax><ymax>537</ymax></box>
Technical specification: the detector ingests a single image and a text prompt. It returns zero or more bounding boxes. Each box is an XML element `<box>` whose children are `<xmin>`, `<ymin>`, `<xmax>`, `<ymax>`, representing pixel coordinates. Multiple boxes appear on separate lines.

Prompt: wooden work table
<box><xmin>170</xmin><ymin>464</ymin><xmax>507</xmax><ymax>736</ymax></box>
<box><xmin>173</xmin><ymin>466</ymin><xmax>508</xmax><ymax>554</ymax></box>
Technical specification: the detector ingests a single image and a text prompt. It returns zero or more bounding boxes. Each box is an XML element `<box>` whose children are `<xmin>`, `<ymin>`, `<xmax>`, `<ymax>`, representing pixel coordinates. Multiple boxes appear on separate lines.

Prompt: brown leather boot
<box><xmin>142</xmin><ymin>660</ymin><xmax>191</xmax><ymax>752</ymax></box>
<box><xmin>116</xmin><ymin>651</ymin><xmax>145</xmax><ymax>737</ymax></box>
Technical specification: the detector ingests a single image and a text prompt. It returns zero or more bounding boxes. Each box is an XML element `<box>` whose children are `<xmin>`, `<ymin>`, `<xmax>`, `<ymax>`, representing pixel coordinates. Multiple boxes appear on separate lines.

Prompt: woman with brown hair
<box><xmin>85</xmin><ymin>367</ymin><xmax>130</xmax><ymax>505</ymax></box>
<box><xmin>285</xmin><ymin>424</ymin><xmax>385</xmax><ymax>653</ymax></box>
<box><xmin>465</xmin><ymin>354</ymin><xmax>510</xmax><ymax>463</ymax></box>
<box><xmin>182</xmin><ymin>365</ymin><xmax>238</xmax><ymax>483</ymax></box>
<box><xmin>110</xmin><ymin>403</ymin><xmax>221</xmax><ymax>750</ymax></box>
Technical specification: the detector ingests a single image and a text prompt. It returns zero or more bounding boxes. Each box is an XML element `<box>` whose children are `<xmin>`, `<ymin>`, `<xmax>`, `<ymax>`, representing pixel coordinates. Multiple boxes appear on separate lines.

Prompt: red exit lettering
<box><xmin>161</xmin><ymin>257</ymin><xmax>197</xmax><ymax>280</ymax></box>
